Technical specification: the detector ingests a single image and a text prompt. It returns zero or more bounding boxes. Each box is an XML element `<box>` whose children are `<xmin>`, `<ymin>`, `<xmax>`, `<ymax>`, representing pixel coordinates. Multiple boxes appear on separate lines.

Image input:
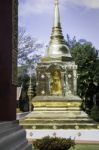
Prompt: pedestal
<box><xmin>32</xmin><ymin>95</ymin><xmax>81</xmax><ymax>110</ymax></box>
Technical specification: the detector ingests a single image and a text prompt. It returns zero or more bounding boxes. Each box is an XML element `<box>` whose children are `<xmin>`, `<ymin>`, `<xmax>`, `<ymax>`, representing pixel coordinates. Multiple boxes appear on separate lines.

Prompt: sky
<box><xmin>19</xmin><ymin>0</ymin><xmax>99</xmax><ymax>51</ymax></box>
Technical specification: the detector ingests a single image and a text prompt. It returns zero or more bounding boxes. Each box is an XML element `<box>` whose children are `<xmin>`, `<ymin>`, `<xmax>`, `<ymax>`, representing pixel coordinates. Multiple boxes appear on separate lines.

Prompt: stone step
<box><xmin>24</xmin><ymin>117</ymin><xmax>88</xmax><ymax>121</ymax></box>
<box><xmin>27</xmin><ymin>112</ymin><xmax>88</xmax><ymax>119</ymax></box>
<box><xmin>34</xmin><ymin>107</ymin><xmax>80</xmax><ymax>111</ymax></box>
<box><xmin>28</xmin><ymin>110</ymin><xmax>86</xmax><ymax>114</ymax></box>
<box><xmin>19</xmin><ymin>110</ymin><xmax>98</xmax><ymax>130</ymax></box>
<box><xmin>31</xmin><ymin>110</ymin><xmax>82</xmax><ymax>113</ymax></box>
<box><xmin>17</xmin><ymin>112</ymin><xmax>30</xmax><ymax>120</ymax></box>
<box><xmin>24</xmin><ymin>118</ymin><xmax>93</xmax><ymax>121</ymax></box>
<box><xmin>0</xmin><ymin>120</ymin><xmax>19</xmax><ymax>130</ymax></box>
<box><xmin>13</xmin><ymin>140</ymin><xmax>28</xmax><ymax>150</ymax></box>
<box><xmin>0</xmin><ymin>124</ymin><xmax>22</xmax><ymax>138</ymax></box>
<box><xmin>0</xmin><ymin>121</ymin><xmax>32</xmax><ymax>150</ymax></box>
<box><xmin>20</xmin><ymin>118</ymin><xmax>93</xmax><ymax>125</ymax></box>
<box><xmin>21</xmin><ymin>123</ymin><xmax>99</xmax><ymax>130</ymax></box>
<box><xmin>20</xmin><ymin>144</ymin><xmax>33</xmax><ymax>150</ymax></box>
<box><xmin>25</xmin><ymin>115</ymin><xmax>88</xmax><ymax>119</ymax></box>
<box><xmin>21</xmin><ymin>122</ymin><xmax>98</xmax><ymax>126</ymax></box>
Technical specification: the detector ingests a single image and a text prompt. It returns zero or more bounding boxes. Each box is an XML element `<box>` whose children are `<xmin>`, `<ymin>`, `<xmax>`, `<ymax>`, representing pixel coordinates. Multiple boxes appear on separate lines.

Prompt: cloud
<box><xmin>63</xmin><ymin>0</ymin><xmax>99</xmax><ymax>9</ymax></box>
<box><xmin>19</xmin><ymin>0</ymin><xmax>53</xmax><ymax>16</ymax></box>
<box><xmin>19</xmin><ymin>0</ymin><xmax>99</xmax><ymax>17</ymax></box>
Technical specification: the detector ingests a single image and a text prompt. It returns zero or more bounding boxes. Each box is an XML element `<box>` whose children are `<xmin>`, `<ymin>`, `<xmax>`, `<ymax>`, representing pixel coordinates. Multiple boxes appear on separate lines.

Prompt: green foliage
<box><xmin>71</xmin><ymin>42</ymin><xmax>97</xmax><ymax>75</ymax></box>
<box><xmin>66</xmin><ymin>35</ymin><xmax>99</xmax><ymax>119</ymax></box>
<box><xmin>94</xmin><ymin>59</ymin><xmax>99</xmax><ymax>82</ymax></box>
<box><xmin>67</xmin><ymin>36</ymin><xmax>99</xmax><ymax>97</ymax></box>
<box><xmin>33</xmin><ymin>136</ymin><xmax>75</xmax><ymax>150</ymax></box>
<box><xmin>90</xmin><ymin>105</ymin><xmax>99</xmax><ymax>122</ymax></box>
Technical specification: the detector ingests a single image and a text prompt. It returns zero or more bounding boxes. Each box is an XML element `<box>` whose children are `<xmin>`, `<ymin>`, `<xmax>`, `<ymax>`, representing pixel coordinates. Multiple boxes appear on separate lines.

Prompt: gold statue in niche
<box><xmin>50</xmin><ymin>70</ymin><xmax>62</xmax><ymax>95</ymax></box>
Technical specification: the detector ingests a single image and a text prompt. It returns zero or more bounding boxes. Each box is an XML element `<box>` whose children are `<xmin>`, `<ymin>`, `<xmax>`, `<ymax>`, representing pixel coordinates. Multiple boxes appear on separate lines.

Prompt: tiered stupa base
<box><xmin>20</xmin><ymin>96</ymin><xmax>99</xmax><ymax>130</ymax></box>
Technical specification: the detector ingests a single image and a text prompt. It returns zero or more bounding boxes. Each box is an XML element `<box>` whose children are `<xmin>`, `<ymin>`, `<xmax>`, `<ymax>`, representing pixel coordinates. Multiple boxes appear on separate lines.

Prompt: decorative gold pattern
<box><xmin>12</xmin><ymin>0</ymin><xmax>18</xmax><ymax>85</ymax></box>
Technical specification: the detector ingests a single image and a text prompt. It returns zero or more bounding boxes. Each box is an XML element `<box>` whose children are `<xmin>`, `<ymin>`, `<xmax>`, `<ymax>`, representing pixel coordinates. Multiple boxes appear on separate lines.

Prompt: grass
<box><xmin>70</xmin><ymin>144</ymin><xmax>99</xmax><ymax>150</ymax></box>
<box><xmin>32</xmin><ymin>144</ymin><xmax>99</xmax><ymax>150</ymax></box>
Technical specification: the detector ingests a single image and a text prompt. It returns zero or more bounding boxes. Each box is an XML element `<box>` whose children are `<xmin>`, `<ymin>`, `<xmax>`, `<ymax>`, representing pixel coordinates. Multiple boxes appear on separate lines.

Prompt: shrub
<box><xmin>33</xmin><ymin>136</ymin><xmax>75</xmax><ymax>150</ymax></box>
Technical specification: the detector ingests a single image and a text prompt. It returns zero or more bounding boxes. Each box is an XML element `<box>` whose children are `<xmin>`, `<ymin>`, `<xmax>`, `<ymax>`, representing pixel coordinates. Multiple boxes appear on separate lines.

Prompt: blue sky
<box><xmin>19</xmin><ymin>0</ymin><xmax>99</xmax><ymax>50</ymax></box>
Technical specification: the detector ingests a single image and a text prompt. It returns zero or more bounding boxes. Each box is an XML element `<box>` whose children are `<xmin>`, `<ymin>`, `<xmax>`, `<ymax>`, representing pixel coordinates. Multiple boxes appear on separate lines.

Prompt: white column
<box><xmin>73</xmin><ymin>66</ymin><xmax>77</xmax><ymax>95</ymax></box>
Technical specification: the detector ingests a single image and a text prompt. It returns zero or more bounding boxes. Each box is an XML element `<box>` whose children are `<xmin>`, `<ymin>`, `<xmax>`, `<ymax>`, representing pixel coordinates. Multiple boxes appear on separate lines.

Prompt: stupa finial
<box><xmin>55</xmin><ymin>0</ymin><xmax>59</xmax><ymax>5</ymax></box>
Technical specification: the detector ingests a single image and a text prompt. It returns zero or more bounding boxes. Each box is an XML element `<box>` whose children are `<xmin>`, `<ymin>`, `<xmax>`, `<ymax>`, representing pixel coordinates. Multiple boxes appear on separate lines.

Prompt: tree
<box><xmin>18</xmin><ymin>26</ymin><xmax>44</xmax><ymax>92</ymax></box>
<box><xmin>94</xmin><ymin>59</ymin><xmax>99</xmax><ymax>83</ymax></box>
<box><xmin>17</xmin><ymin>27</ymin><xmax>43</xmax><ymax>111</ymax></box>
<box><xmin>66</xmin><ymin>35</ymin><xmax>99</xmax><ymax>116</ymax></box>
<box><xmin>18</xmin><ymin>27</ymin><xmax>43</xmax><ymax>69</ymax></box>
<box><xmin>66</xmin><ymin>35</ymin><xmax>99</xmax><ymax>98</ymax></box>
<box><xmin>71</xmin><ymin>42</ymin><xmax>97</xmax><ymax>76</ymax></box>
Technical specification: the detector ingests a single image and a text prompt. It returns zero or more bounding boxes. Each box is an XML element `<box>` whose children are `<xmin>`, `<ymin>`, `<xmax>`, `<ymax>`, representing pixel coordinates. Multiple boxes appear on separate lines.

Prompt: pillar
<box><xmin>0</xmin><ymin>1</ymin><xmax>32</xmax><ymax>149</ymax></box>
<box><xmin>0</xmin><ymin>0</ymin><xmax>17</xmax><ymax>121</ymax></box>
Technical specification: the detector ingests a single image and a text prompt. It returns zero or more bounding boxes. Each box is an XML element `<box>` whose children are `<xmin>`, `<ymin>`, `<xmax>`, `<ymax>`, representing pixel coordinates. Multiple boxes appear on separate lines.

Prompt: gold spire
<box><xmin>42</xmin><ymin>0</ymin><xmax>72</xmax><ymax>62</ymax></box>
<box><xmin>55</xmin><ymin>0</ymin><xmax>59</xmax><ymax>5</ymax></box>
<box><xmin>28</xmin><ymin>72</ymin><xmax>33</xmax><ymax>111</ymax></box>
<box><xmin>54</xmin><ymin>0</ymin><xmax>60</xmax><ymax>27</ymax></box>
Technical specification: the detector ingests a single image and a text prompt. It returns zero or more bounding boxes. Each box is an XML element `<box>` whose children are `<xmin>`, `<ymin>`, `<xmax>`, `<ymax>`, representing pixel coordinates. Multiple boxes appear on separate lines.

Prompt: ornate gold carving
<box><xmin>12</xmin><ymin>0</ymin><xmax>18</xmax><ymax>85</ymax></box>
